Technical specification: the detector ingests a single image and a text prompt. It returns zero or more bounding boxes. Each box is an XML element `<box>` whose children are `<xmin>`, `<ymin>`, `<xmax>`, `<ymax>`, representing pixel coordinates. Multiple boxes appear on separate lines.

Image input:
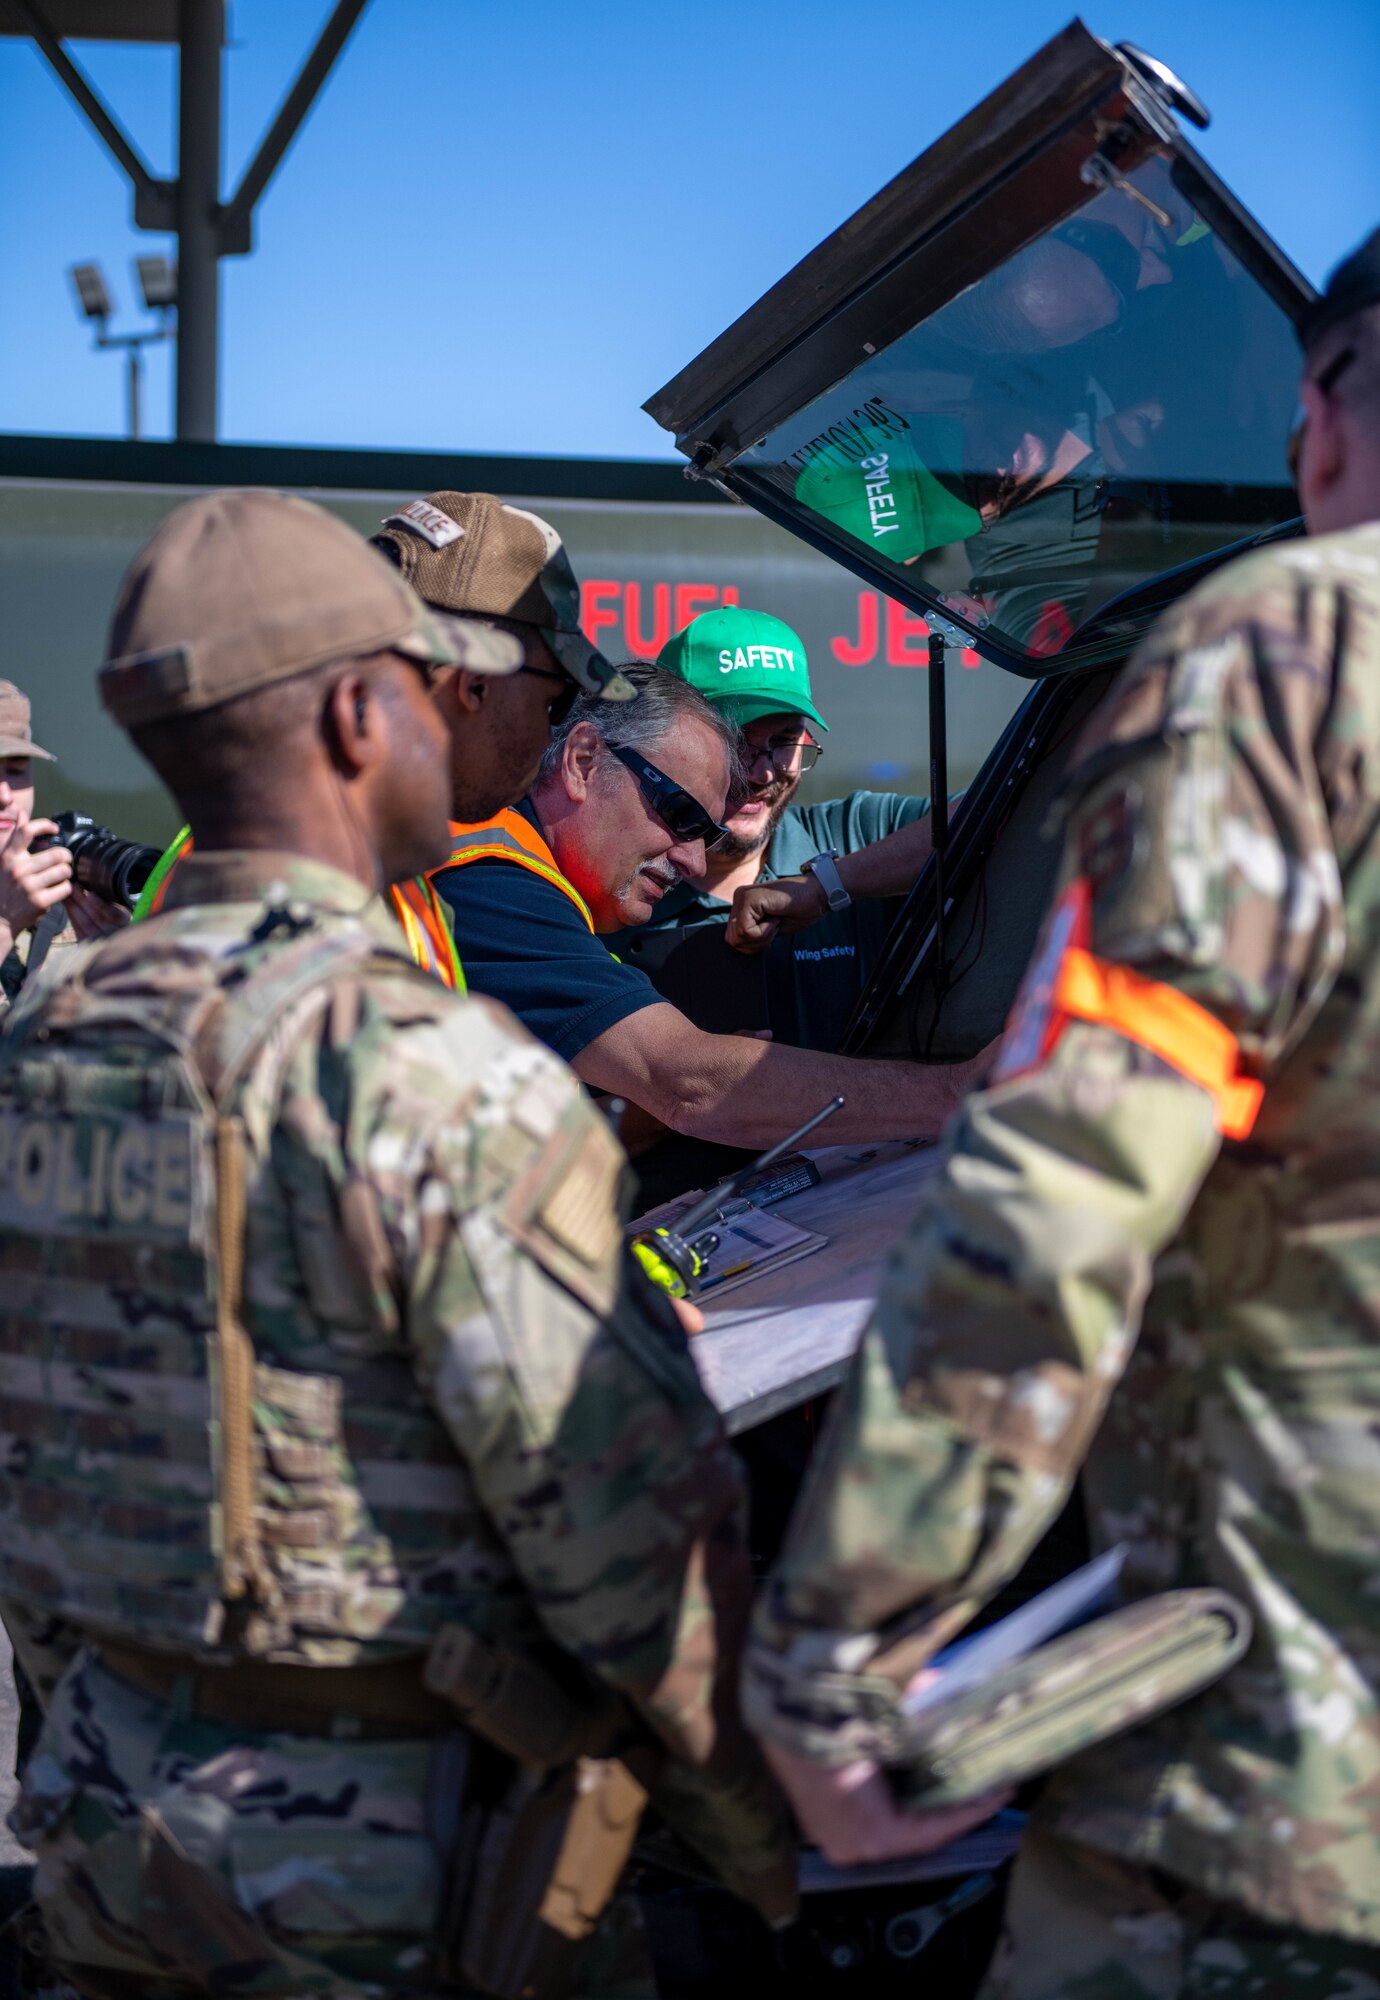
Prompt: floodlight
<box><xmin>70</xmin><ymin>261</ymin><xmax>113</xmax><ymax>321</ymax></box>
<box><xmin>135</xmin><ymin>255</ymin><xmax>177</xmax><ymax>310</ymax></box>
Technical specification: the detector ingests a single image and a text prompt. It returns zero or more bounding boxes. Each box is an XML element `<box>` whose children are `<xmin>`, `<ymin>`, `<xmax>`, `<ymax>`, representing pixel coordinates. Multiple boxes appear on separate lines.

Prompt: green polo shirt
<box><xmin>614</xmin><ymin>790</ymin><xmax>928</xmax><ymax>1053</ymax></box>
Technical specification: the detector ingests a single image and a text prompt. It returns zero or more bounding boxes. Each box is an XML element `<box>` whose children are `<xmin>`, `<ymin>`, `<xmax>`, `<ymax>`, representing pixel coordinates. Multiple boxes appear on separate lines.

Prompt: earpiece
<box><xmin>355</xmin><ymin>694</ymin><xmax>366</xmax><ymax>727</ymax></box>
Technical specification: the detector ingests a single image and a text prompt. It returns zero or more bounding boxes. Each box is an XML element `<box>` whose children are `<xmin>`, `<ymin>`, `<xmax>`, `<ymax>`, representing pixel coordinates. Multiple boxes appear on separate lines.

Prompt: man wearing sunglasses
<box><xmin>619</xmin><ymin>606</ymin><xmax>938</xmax><ymax>1056</ymax></box>
<box><xmin>130</xmin><ymin>490</ymin><xmax>607</xmax><ymax>989</ymax></box>
<box><xmin>435</xmin><ymin>660</ymin><xmax>990</xmax><ymax>1158</ymax></box>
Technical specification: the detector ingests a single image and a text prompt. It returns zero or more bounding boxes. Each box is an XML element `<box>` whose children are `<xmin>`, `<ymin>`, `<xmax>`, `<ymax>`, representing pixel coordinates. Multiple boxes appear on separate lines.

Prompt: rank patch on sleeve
<box><xmin>500</xmin><ymin>1116</ymin><xmax>628</xmax><ymax>1317</ymax></box>
<box><xmin>537</xmin><ymin>1122</ymin><xmax>623</xmax><ymax>1268</ymax></box>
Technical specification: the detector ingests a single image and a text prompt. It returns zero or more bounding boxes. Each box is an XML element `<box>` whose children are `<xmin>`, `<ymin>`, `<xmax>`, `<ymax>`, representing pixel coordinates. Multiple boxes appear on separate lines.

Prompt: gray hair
<box><xmin>536</xmin><ymin>661</ymin><xmax>743</xmax><ymax>795</ymax></box>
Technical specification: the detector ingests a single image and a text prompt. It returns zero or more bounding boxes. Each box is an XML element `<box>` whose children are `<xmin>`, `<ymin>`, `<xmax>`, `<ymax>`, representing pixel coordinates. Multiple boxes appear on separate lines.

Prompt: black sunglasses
<box><xmin>518</xmin><ymin>663</ymin><xmax>581</xmax><ymax>727</ymax></box>
<box><xmin>610</xmin><ymin>744</ymin><xmax>727</xmax><ymax>850</ymax></box>
<box><xmin>1287</xmin><ymin>344</ymin><xmax>1358</xmax><ymax>482</ymax></box>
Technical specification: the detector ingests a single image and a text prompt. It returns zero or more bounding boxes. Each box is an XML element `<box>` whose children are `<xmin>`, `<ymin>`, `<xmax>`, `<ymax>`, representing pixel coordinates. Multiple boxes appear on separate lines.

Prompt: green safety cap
<box><xmin>793</xmin><ymin>415</ymin><xmax>980</xmax><ymax>566</ymax></box>
<box><xmin>657</xmin><ymin>606</ymin><xmax>829</xmax><ymax>733</ymax></box>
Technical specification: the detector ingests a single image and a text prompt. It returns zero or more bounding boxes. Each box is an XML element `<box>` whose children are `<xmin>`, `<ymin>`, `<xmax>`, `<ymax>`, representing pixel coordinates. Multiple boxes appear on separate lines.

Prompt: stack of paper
<box><xmin>902</xmin><ymin>1547</ymin><xmax>1126</xmax><ymax>1715</ymax></box>
<box><xmin>799</xmin><ymin>1552</ymin><xmax>1128</xmax><ymax>1893</ymax></box>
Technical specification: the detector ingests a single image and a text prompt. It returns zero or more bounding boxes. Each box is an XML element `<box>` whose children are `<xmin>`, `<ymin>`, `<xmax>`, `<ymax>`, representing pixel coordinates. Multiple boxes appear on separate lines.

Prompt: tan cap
<box><xmin>371</xmin><ymin>492</ymin><xmax>636</xmax><ymax>701</ymax></box>
<box><xmin>0</xmin><ymin>680</ymin><xmax>55</xmax><ymax>762</ymax></box>
<box><xmin>99</xmin><ymin>489</ymin><xmax>521</xmax><ymax>730</ymax></box>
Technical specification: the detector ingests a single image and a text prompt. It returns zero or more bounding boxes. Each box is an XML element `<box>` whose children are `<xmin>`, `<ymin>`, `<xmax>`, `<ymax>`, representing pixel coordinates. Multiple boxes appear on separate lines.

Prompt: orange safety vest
<box><xmin>434</xmin><ymin>807</ymin><xmax>595</xmax><ymax>932</ymax></box>
<box><xmin>134</xmin><ymin>827</ymin><xmax>465</xmax><ymax>992</ymax></box>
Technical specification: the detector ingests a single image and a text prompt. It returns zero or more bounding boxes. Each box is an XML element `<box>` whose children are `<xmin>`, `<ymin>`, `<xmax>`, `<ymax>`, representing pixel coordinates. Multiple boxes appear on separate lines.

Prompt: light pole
<box><xmin>8</xmin><ymin>0</ymin><xmax>372</xmax><ymax>443</ymax></box>
<box><xmin>69</xmin><ymin>258</ymin><xmax>175</xmax><ymax>441</ymax></box>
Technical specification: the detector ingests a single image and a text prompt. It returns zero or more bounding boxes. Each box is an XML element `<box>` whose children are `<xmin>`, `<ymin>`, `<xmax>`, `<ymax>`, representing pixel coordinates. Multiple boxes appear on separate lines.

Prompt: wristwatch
<box><xmin>801</xmin><ymin>849</ymin><xmax>851</xmax><ymax>912</ymax></box>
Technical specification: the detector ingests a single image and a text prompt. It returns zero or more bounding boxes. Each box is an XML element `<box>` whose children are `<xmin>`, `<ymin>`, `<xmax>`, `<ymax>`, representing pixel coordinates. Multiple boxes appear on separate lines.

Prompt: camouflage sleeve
<box><xmin>352</xmin><ymin>991</ymin><xmax>794</xmax><ymax>1914</ymax></box>
<box><xmin>747</xmin><ymin>549</ymin><xmax>1349</xmax><ymax>1758</ymax></box>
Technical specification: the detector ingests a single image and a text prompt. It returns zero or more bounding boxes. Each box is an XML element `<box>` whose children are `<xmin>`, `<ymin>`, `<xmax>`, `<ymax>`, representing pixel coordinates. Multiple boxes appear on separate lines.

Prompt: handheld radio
<box><xmin>630</xmin><ymin>1096</ymin><xmax>844</xmax><ymax>1299</ymax></box>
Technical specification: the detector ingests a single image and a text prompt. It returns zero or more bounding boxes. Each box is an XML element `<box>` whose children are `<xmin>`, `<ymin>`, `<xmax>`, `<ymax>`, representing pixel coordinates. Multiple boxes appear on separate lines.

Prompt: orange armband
<box><xmin>998</xmin><ymin>879</ymin><xmax>1263</xmax><ymax>1140</ymax></box>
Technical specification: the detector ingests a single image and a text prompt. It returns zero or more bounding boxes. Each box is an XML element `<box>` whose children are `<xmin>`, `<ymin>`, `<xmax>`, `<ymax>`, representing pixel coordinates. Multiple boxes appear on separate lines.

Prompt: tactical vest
<box><xmin>436</xmin><ymin>810</ymin><xmax>595</xmax><ymax>932</ymax></box>
<box><xmin>0</xmin><ymin>917</ymin><xmax>485</xmax><ymax>1663</ymax></box>
<box><xmin>136</xmin><ymin>827</ymin><xmax>466</xmax><ymax>991</ymax></box>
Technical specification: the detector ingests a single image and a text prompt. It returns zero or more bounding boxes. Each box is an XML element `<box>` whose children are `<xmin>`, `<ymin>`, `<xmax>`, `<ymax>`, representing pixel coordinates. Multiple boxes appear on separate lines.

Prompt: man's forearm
<box><xmin>833</xmin><ymin>812</ymin><xmax>934</xmax><ymax>902</ymax></box>
<box><xmin>727</xmin><ymin>810</ymin><xmax>949</xmax><ymax>953</ymax></box>
<box><xmin>578</xmin><ymin>1003</ymin><xmax>983</xmax><ymax>1150</ymax></box>
<box><xmin>673</xmin><ymin>1039</ymin><xmax>975</xmax><ymax>1148</ymax></box>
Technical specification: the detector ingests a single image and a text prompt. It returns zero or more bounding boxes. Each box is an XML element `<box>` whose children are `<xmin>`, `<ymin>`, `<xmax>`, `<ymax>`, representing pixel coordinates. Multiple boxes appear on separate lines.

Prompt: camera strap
<box><xmin>20</xmin><ymin>905</ymin><xmax>68</xmax><ymax>984</ymax></box>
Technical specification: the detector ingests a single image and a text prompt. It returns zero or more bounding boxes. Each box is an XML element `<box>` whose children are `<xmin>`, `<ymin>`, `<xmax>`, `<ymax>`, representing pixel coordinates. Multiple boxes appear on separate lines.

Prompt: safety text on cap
<box><xmin>385</xmin><ymin>500</ymin><xmax>464</xmax><ymax>550</ymax></box>
<box><xmin>718</xmin><ymin>645</ymin><xmax>797</xmax><ymax>675</ymax></box>
<box><xmin>860</xmin><ymin>454</ymin><xmax>900</xmax><ymax>538</ymax></box>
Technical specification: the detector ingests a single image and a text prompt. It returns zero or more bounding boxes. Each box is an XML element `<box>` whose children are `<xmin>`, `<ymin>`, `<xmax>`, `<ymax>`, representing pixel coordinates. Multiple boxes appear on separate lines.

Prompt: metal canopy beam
<box><xmin>220</xmin><ymin>0</ymin><xmax>369</xmax><ymax>253</ymax></box>
<box><xmin>5</xmin><ymin>0</ymin><xmax>173</xmax><ymax>225</ymax></box>
<box><xmin>174</xmin><ymin>0</ymin><xmax>221</xmax><ymax>440</ymax></box>
<box><xmin>0</xmin><ymin>0</ymin><xmax>179</xmax><ymax>38</ymax></box>
<box><xmin>11</xmin><ymin>0</ymin><xmax>372</xmax><ymax>440</ymax></box>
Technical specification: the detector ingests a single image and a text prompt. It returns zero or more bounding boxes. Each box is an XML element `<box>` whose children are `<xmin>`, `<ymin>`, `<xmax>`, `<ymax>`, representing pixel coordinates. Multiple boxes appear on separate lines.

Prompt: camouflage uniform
<box><xmin>1</xmin><ymin>850</ymin><xmax>793</xmax><ymax>1996</ymax></box>
<box><xmin>746</xmin><ymin>524</ymin><xmax>1380</xmax><ymax>1993</ymax></box>
<box><xmin>0</xmin><ymin>902</ymin><xmax>77</xmax><ymax>1023</ymax></box>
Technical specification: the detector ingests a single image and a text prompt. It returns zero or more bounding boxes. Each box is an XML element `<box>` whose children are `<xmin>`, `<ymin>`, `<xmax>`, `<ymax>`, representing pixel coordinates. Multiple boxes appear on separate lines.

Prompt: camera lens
<box><xmin>48</xmin><ymin>811</ymin><xmax>161</xmax><ymax>910</ymax></box>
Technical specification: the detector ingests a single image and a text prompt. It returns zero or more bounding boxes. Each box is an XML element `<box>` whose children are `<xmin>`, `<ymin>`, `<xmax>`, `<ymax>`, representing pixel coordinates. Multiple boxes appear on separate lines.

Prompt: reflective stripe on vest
<box><xmin>390</xmin><ymin>875</ymin><xmax>465</xmax><ymax>992</ymax></box>
<box><xmin>997</xmin><ymin>877</ymin><xmax>1263</xmax><ymax>1140</ymax></box>
<box><xmin>134</xmin><ymin>826</ymin><xmax>464</xmax><ymax>990</ymax></box>
<box><xmin>436</xmin><ymin>808</ymin><xmax>595</xmax><ymax>933</ymax></box>
<box><xmin>132</xmin><ymin>825</ymin><xmax>193</xmax><ymax>921</ymax></box>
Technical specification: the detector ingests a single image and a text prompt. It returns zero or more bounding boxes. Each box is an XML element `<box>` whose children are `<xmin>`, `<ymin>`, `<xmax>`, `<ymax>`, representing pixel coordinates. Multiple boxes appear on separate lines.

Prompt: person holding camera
<box><xmin>0</xmin><ymin>677</ymin><xmax>126</xmax><ymax>1020</ymax></box>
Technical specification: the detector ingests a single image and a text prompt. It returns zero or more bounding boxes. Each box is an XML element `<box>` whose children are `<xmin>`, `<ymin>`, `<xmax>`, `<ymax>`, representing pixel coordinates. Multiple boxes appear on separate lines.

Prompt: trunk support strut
<box><xmin>928</xmin><ymin>628</ymin><xmax>950</xmax><ymax>1015</ymax></box>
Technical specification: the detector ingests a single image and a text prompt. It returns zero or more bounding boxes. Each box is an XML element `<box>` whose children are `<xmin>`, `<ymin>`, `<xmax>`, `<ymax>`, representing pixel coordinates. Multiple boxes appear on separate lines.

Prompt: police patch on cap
<box><xmin>382</xmin><ymin>499</ymin><xmax>465</xmax><ymax>550</ymax></box>
<box><xmin>371</xmin><ymin>491</ymin><xmax>635</xmax><ymax>701</ymax></box>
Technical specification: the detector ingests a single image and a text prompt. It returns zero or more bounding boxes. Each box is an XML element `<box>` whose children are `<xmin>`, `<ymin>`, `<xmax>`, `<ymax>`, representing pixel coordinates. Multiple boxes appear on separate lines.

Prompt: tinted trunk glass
<box><xmin>734</xmin><ymin>153</ymin><xmax>1301</xmax><ymax>673</ymax></box>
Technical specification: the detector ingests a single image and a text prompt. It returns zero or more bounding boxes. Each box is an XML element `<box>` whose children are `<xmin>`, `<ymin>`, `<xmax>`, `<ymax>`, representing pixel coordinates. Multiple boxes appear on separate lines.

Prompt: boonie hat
<box><xmin>657</xmin><ymin>607</ymin><xmax>828</xmax><ymax>733</ymax></box>
<box><xmin>1300</xmin><ymin>223</ymin><xmax>1380</xmax><ymax>351</ymax></box>
<box><xmin>794</xmin><ymin>416</ymin><xmax>979</xmax><ymax>566</ymax></box>
<box><xmin>371</xmin><ymin>492</ymin><xmax>635</xmax><ymax>701</ymax></box>
<box><xmin>0</xmin><ymin>680</ymin><xmax>55</xmax><ymax>762</ymax></box>
<box><xmin>98</xmin><ymin>490</ymin><xmax>515</xmax><ymax>729</ymax></box>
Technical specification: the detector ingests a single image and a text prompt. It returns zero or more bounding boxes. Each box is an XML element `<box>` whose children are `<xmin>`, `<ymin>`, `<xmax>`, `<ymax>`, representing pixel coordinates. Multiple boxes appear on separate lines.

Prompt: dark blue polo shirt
<box><xmin>431</xmin><ymin>801</ymin><xmax>660</xmax><ymax>1064</ymax></box>
<box><xmin>615</xmin><ymin>791</ymin><xmax>928</xmax><ymax>1053</ymax></box>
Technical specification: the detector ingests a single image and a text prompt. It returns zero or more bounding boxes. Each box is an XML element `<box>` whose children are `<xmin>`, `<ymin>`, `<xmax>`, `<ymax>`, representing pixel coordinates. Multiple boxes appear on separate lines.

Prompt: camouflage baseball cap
<box><xmin>0</xmin><ymin>680</ymin><xmax>55</xmax><ymax>762</ymax></box>
<box><xmin>98</xmin><ymin>490</ymin><xmax>519</xmax><ymax>729</ymax></box>
<box><xmin>372</xmin><ymin>492</ymin><xmax>636</xmax><ymax>701</ymax></box>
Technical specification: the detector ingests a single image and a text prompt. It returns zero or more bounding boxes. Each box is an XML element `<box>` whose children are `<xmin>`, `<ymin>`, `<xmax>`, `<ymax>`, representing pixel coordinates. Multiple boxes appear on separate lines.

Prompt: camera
<box><xmin>31</xmin><ymin>811</ymin><xmax>161</xmax><ymax>910</ymax></box>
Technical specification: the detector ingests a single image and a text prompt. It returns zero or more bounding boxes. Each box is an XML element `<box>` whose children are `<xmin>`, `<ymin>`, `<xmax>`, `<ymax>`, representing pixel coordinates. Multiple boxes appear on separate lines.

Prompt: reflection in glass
<box><xmin>742</xmin><ymin>154</ymin><xmax>1302</xmax><ymax>665</ymax></box>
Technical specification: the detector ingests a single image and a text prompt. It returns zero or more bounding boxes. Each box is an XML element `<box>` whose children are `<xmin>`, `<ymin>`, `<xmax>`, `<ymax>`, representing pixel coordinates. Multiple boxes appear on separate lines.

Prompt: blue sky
<box><xmin>1</xmin><ymin>0</ymin><xmax>1377</xmax><ymax>459</ymax></box>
